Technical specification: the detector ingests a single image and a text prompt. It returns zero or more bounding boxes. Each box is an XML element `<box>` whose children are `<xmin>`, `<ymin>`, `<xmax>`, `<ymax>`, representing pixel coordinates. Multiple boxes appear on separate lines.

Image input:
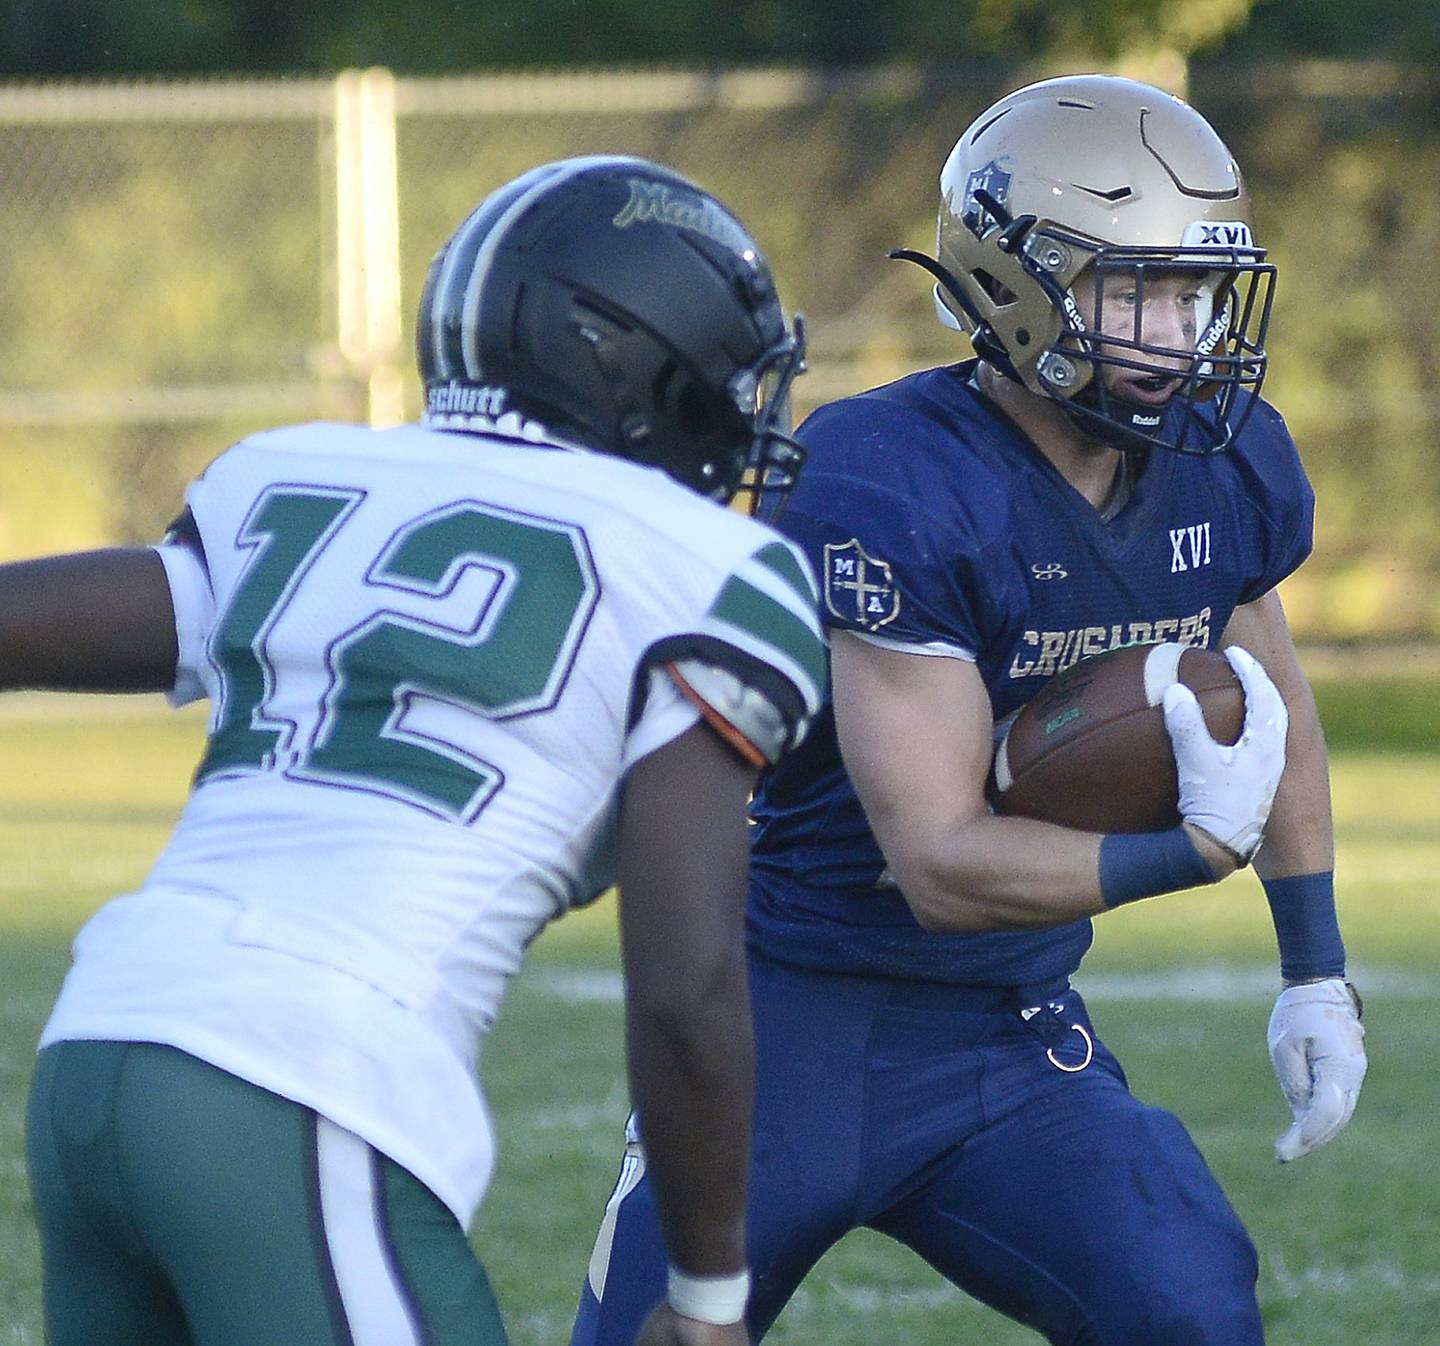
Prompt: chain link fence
<box><xmin>1</xmin><ymin>62</ymin><xmax>1437</xmax><ymax>640</ymax></box>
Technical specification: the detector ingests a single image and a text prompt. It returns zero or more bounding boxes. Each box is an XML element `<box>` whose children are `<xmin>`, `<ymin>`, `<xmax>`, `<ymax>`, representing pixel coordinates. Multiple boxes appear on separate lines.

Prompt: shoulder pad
<box><xmin>667</xmin><ymin>657</ymin><xmax>802</xmax><ymax>768</ymax></box>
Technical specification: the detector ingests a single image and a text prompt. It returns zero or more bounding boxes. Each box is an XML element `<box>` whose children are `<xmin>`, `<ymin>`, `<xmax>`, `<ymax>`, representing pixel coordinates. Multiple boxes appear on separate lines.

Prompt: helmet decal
<box><xmin>962</xmin><ymin>160</ymin><xmax>1013</xmax><ymax>232</ymax></box>
<box><xmin>1181</xmin><ymin>220</ymin><xmax>1254</xmax><ymax>251</ymax></box>
<box><xmin>611</xmin><ymin>177</ymin><xmax>758</xmax><ymax>256</ymax></box>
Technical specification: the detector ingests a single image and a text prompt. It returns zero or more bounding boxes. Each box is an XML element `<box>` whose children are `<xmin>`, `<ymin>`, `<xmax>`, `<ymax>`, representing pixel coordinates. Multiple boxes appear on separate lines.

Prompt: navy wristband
<box><xmin>1099</xmin><ymin>827</ymin><xmax>1215</xmax><ymax>908</ymax></box>
<box><xmin>1263</xmin><ymin>871</ymin><xmax>1346</xmax><ymax>981</ymax></box>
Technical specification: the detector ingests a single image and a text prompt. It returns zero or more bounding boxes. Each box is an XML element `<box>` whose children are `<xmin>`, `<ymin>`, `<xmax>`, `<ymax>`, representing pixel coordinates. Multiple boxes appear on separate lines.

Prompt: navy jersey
<box><xmin>749</xmin><ymin>360</ymin><xmax>1314</xmax><ymax>985</ymax></box>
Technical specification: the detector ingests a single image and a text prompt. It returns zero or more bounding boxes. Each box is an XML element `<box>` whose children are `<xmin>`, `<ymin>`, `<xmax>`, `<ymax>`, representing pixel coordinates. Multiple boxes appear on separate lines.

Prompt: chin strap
<box><xmin>1058</xmin><ymin>378</ymin><xmax>1171</xmax><ymax>454</ymax></box>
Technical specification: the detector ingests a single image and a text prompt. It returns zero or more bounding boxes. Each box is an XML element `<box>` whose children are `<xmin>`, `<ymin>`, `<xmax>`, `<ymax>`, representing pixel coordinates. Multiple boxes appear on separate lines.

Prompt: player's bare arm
<box><xmin>0</xmin><ymin>548</ymin><xmax>177</xmax><ymax>692</ymax></box>
<box><xmin>834</xmin><ymin>631</ymin><xmax>1293</xmax><ymax>933</ymax></box>
<box><xmin>618</xmin><ymin>718</ymin><xmax>757</xmax><ymax>1339</ymax></box>
<box><xmin>832</xmin><ymin>630</ymin><xmax>1110</xmax><ymax>932</ymax></box>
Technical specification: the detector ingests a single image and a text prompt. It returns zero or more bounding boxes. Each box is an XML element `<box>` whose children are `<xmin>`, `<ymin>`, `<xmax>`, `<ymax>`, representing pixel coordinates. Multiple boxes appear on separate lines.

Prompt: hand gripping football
<box><xmin>992</xmin><ymin>642</ymin><xmax>1244</xmax><ymax>834</ymax></box>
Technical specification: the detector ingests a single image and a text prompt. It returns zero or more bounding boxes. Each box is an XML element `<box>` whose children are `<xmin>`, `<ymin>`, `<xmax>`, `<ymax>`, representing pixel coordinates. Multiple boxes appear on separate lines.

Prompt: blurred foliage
<box><xmin>4</xmin><ymin>0</ymin><xmax>1438</xmax><ymax>78</ymax></box>
<box><xmin>1191</xmin><ymin>68</ymin><xmax>1440</xmax><ymax>629</ymax></box>
<box><xmin>0</xmin><ymin>0</ymin><xmax>1266</xmax><ymax>77</ymax></box>
<box><xmin>1213</xmin><ymin>0</ymin><xmax>1440</xmax><ymax>62</ymax></box>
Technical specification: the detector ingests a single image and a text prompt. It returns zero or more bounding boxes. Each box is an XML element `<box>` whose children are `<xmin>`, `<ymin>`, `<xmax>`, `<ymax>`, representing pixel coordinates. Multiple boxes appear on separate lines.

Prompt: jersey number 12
<box><xmin>194</xmin><ymin>485</ymin><xmax>598</xmax><ymax>822</ymax></box>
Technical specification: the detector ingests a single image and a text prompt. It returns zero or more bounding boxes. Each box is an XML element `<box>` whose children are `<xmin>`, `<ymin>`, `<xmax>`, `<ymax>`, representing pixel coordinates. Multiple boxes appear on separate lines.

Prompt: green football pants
<box><xmin>26</xmin><ymin>1039</ymin><xmax>508</xmax><ymax>1346</ymax></box>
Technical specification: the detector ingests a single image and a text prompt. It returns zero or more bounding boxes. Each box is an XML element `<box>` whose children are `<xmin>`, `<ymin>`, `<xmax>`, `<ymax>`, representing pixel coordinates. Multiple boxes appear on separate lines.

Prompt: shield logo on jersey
<box><xmin>823</xmin><ymin>539</ymin><xmax>899</xmax><ymax>632</ymax></box>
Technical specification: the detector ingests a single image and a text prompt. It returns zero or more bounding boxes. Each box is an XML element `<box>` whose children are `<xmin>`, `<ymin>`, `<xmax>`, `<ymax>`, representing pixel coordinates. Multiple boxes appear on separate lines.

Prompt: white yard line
<box><xmin>1267</xmin><ymin>1252</ymin><xmax>1440</xmax><ymax>1298</ymax></box>
<box><xmin>528</xmin><ymin>965</ymin><xmax>1439</xmax><ymax>1005</ymax></box>
<box><xmin>1077</xmin><ymin>965</ymin><xmax>1439</xmax><ymax>999</ymax></box>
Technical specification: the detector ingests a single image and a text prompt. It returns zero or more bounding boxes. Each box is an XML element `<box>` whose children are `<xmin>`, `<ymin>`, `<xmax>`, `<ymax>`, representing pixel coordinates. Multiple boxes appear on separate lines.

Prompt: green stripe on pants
<box><xmin>26</xmin><ymin>1040</ymin><xmax>507</xmax><ymax>1346</ymax></box>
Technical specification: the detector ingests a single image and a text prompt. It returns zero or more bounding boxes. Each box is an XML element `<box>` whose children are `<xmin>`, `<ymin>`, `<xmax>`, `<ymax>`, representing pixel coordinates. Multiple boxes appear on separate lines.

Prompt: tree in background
<box><xmin>10</xmin><ymin>0</ymin><xmax>1430</xmax><ymax>79</ymax></box>
<box><xmin>0</xmin><ymin>0</ymin><xmax>330</xmax><ymax>77</ymax></box>
<box><xmin>1213</xmin><ymin>0</ymin><xmax>1440</xmax><ymax>62</ymax></box>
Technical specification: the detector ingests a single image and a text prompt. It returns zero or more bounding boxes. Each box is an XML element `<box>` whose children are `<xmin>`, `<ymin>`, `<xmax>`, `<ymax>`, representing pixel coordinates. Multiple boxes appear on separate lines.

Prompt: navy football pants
<box><xmin>573</xmin><ymin>952</ymin><xmax>1262</xmax><ymax>1346</ymax></box>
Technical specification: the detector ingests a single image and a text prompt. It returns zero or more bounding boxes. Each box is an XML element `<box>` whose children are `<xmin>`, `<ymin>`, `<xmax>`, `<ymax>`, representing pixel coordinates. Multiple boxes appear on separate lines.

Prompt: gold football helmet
<box><xmin>893</xmin><ymin>75</ymin><xmax>1275</xmax><ymax>453</ymax></box>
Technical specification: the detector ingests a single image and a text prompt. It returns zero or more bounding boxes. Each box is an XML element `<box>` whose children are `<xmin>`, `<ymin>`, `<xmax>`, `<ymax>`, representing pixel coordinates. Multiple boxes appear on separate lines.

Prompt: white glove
<box><xmin>1267</xmin><ymin>977</ymin><xmax>1367</xmax><ymax>1162</ymax></box>
<box><xmin>1161</xmin><ymin>645</ymin><xmax>1288</xmax><ymax>863</ymax></box>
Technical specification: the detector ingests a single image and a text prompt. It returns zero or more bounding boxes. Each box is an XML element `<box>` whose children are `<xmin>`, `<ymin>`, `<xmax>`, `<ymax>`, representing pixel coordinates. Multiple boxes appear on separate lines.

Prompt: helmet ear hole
<box><xmin>673</xmin><ymin>381</ymin><xmax>717</xmax><ymax>438</ymax></box>
<box><xmin>972</xmin><ymin>270</ymin><xmax>1018</xmax><ymax>307</ymax></box>
<box><xmin>652</xmin><ymin>359</ymin><xmax>723</xmax><ymax>438</ymax></box>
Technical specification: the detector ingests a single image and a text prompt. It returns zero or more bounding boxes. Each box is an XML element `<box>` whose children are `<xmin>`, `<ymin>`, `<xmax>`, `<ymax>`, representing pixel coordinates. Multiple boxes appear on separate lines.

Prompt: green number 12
<box><xmin>195</xmin><ymin>485</ymin><xmax>599</xmax><ymax>822</ymax></box>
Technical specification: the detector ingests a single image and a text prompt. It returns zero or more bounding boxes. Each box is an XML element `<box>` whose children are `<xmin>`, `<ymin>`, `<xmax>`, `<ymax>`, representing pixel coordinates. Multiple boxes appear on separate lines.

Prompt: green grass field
<box><xmin>0</xmin><ymin>685</ymin><xmax>1436</xmax><ymax>1345</ymax></box>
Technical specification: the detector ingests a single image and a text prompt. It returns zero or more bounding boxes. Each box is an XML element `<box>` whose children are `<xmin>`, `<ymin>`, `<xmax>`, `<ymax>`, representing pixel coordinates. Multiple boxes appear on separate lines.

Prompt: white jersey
<box><xmin>40</xmin><ymin>421</ymin><xmax>825</xmax><ymax>1225</ymax></box>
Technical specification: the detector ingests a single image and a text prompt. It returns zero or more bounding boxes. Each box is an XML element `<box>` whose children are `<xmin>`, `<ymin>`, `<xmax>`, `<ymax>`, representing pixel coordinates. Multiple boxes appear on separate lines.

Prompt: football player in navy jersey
<box><xmin>572</xmin><ymin>77</ymin><xmax>1368</xmax><ymax>1346</ymax></box>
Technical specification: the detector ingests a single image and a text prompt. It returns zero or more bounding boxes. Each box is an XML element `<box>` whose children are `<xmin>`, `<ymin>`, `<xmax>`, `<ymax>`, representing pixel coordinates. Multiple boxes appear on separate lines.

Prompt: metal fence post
<box><xmin>335</xmin><ymin>67</ymin><xmax>404</xmax><ymax>427</ymax></box>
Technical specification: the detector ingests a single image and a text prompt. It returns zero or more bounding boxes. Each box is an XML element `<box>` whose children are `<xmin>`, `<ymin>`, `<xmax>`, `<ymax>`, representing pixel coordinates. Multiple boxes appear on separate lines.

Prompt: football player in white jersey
<box><xmin>3</xmin><ymin>156</ymin><xmax>824</xmax><ymax>1346</ymax></box>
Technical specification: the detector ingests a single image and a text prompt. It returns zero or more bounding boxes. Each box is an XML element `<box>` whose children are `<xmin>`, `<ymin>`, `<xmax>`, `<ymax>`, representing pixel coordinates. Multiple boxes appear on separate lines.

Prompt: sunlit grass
<box><xmin>0</xmin><ymin>690</ymin><xmax>1435</xmax><ymax>1345</ymax></box>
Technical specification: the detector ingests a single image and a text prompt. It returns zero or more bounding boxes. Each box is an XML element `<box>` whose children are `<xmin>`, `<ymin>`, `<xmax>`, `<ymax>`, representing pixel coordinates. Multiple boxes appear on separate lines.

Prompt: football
<box><xmin>992</xmin><ymin>642</ymin><xmax>1246</xmax><ymax>834</ymax></box>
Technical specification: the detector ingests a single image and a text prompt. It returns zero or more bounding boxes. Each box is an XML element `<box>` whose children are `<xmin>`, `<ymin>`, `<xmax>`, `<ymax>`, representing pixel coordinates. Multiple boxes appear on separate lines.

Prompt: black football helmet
<box><xmin>417</xmin><ymin>156</ymin><xmax>806</xmax><ymax>508</ymax></box>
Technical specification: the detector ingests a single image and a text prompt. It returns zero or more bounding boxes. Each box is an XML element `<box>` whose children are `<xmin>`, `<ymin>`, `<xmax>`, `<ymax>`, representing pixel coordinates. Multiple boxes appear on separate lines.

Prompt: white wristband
<box><xmin>667</xmin><ymin>1266</ymin><xmax>751</xmax><ymax>1325</ymax></box>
